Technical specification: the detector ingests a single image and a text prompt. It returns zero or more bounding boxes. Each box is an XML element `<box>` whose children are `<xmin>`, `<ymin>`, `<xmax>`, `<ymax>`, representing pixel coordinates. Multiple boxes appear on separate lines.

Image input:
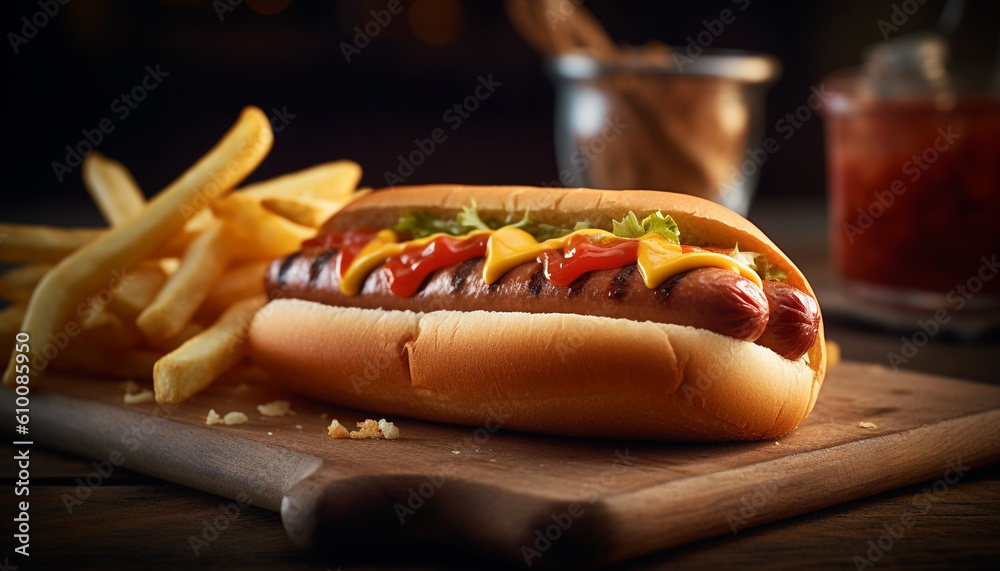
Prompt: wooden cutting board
<box><xmin>5</xmin><ymin>361</ymin><xmax>1000</xmax><ymax>567</ymax></box>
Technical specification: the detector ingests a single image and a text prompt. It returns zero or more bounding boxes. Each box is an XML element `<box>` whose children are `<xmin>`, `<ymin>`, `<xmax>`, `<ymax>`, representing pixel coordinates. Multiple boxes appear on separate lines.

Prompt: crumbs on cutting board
<box><xmin>327</xmin><ymin>418</ymin><xmax>399</xmax><ymax>440</ymax></box>
<box><xmin>123</xmin><ymin>389</ymin><xmax>155</xmax><ymax>405</ymax></box>
<box><xmin>206</xmin><ymin>409</ymin><xmax>248</xmax><ymax>426</ymax></box>
<box><xmin>119</xmin><ymin>379</ymin><xmax>142</xmax><ymax>394</ymax></box>
<box><xmin>858</xmin><ymin>421</ymin><xmax>878</xmax><ymax>429</ymax></box>
<box><xmin>257</xmin><ymin>400</ymin><xmax>292</xmax><ymax>417</ymax></box>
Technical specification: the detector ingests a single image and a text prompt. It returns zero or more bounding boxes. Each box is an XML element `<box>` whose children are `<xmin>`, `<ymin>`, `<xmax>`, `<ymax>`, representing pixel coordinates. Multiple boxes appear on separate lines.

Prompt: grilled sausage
<box><xmin>267</xmin><ymin>248</ymin><xmax>772</xmax><ymax>343</ymax></box>
<box><xmin>755</xmin><ymin>281</ymin><xmax>820</xmax><ymax>360</ymax></box>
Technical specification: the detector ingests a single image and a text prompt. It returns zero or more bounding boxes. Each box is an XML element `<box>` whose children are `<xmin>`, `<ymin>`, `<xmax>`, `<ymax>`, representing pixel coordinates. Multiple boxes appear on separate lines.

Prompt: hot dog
<box><xmin>249</xmin><ymin>186</ymin><xmax>827</xmax><ymax>441</ymax></box>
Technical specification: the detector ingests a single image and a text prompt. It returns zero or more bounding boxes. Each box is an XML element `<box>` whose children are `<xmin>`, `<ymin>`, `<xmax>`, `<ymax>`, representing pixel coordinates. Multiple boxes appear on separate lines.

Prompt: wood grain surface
<box><xmin>3</xmin><ymin>361</ymin><xmax>1000</xmax><ymax>567</ymax></box>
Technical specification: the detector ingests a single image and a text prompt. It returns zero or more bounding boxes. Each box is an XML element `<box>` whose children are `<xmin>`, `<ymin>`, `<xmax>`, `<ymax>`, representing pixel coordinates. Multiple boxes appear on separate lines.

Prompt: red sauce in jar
<box><xmin>826</xmin><ymin>96</ymin><xmax>1000</xmax><ymax>294</ymax></box>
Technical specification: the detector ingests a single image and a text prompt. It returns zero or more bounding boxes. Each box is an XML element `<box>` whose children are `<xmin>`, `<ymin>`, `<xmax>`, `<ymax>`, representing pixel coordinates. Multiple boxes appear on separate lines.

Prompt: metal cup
<box><xmin>548</xmin><ymin>50</ymin><xmax>781</xmax><ymax>215</ymax></box>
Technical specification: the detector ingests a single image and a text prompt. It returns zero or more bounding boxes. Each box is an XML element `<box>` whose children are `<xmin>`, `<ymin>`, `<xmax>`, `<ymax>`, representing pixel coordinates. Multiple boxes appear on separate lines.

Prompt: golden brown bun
<box><xmin>252</xmin><ymin>185</ymin><xmax>826</xmax><ymax>441</ymax></box>
<box><xmin>250</xmin><ymin>301</ymin><xmax>821</xmax><ymax>440</ymax></box>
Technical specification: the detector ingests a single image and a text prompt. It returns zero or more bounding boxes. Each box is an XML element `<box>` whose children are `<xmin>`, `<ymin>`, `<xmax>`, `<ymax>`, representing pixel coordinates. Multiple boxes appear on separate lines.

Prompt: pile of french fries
<box><xmin>1</xmin><ymin>106</ymin><xmax>366</xmax><ymax>404</ymax></box>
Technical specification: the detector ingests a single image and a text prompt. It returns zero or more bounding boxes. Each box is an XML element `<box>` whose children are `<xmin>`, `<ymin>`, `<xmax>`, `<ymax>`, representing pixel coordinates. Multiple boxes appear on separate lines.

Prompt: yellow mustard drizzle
<box><xmin>635</xmin><ymin>233</ymin><xmax>763</xmax><ymax>289</ymax></box>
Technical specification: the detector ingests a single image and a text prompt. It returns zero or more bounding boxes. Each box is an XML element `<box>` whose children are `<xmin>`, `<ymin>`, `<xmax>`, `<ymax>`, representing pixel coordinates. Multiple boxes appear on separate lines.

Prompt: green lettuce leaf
<box><xmin>611</xmin><ymin>211</ymin><xmax>680</xmax><ymax>244</ymax></box>
<box><xmin>611</xmin><ymin>212</ymin><xmax>645</xmax><ymax>238</ymax></box>
<box><xmin>394</xmin><ymin>202</ymin><xmax>584</xmax><ymax>241</ymax></box>
<box><xmin>730</xmin><ymin>243</ymin><xmax>787</xmax><ymax>281</ymax></box>
<box><xmin>641</xmin><ymin>211</ymin><xmax>680</xmax><ymax>244</ymax></box>
<box><xmin>455</xmin><ymin>200</ymin><xmax>500</xmax><ymax>232</ymax></box>
<box><xmin>525</xmin><ymin>220</ymin><xmax>590</xmax><ymax>242</ymax></box>
<box><xmin>392</xmin><ymin>211</ymin><xmax>465</xmax><ymax>238</ymax></box>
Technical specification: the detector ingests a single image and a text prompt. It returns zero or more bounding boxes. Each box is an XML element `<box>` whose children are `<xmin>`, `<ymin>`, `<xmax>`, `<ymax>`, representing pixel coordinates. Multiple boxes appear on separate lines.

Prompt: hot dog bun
<box><xmin>249</xmin><ymin>185</ymin><xmax>826</xmax><ymax>441</ymax></box>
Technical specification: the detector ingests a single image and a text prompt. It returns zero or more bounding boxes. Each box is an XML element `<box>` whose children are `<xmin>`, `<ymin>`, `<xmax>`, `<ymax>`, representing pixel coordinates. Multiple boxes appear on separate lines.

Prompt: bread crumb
<box><xmin>378</xmin><ymin>419</ymin><xmax>399</xmax><ymax>440</ymax></box>
<box><xmin>327</xmin><ymin>418</ymin><xmax>400</xmax><ymax>439</ymax></box>
<box><xmin>119</xmin><ymin>379</ymin><xmax>142</xmax><ymax>394</ymax></box>
<box><xmin>295</xmin><ymin>424</ymin><xmax>303</xmax><ymax>430</ymax></box>
<box><xmin>774</xmin><ymin>441</ymin><xmax>780</xmax><ymax>446</ymax></box>
<box><xmin>267</xmin><ymin>432</ymin><xmax>273</xmax><ymax>436</ymax></box>
<box><xmin>451</xmin><ymin>450</ymin><xmax>461</xmax><ymax>455</ymax></box>
<box><xmin>489</xmin><ymin>459</ymin><xmax>497</xmax><ymax>463</ymax></box>
<box><xmin>207</xmin><ymin>409</ymin><xmax>248</xmax><ymax>425</ymax></box>
<box><xmin>858</xmin><ymin>421</ymin><xmax>878</xmax><ymax>429</ymax></box>
<box><xmin>223</xmin><ymin>412</ymin><xmax>248</xmax><ymax>425</ymax></box>
<box><xmin>327</xmin><ymin>419</ymin><xmax>350</xmax><ymax>439</ymax></box>
<box><xmin>350</xmin><ymin>419</ymin><xmax>381</xmax><ymax>439</ymax></box>
<box><xmin>123</xmin><ymin>389</ymin><xmax>155</xmax><ymax>405</ymax></box>
<box><xmin>257</xmin><ymin>400</ymin><xmax>292</xmax><ymax>417</ymax></box>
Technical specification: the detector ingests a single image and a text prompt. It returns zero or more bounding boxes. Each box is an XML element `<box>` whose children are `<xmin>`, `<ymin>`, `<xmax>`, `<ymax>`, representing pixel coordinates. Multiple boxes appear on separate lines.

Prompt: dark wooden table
<box><xmin>3</xmin><ymin>198</ymin><xmax>999</xmax><ymax>569</ymax></box>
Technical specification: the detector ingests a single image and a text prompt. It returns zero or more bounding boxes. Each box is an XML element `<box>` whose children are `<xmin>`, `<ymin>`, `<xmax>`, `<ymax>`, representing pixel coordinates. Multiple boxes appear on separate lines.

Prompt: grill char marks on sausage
<box><xmin>566</xmin><ymin>273</ymin><xmax>589</xmax><ymax>297</ymax></box>
<box><xmin>527</xmin><ymin>269</ymin><xmax>547</xmax><ymax>296</ymax></box>
<box><xmin>654</xmin><ymin>272</ymin><xmax>686</xmax><ymax>302</ymax></box>
<box><xmin>276</xmin><ymin>251</ymin><xmax>302</xmax><ymax>288</ymax></box>
<box><xmin>450</xmin><ymin>258</ymin><xmax>479</xmax><ymax>294</ymax></box>
<box><xmin>308</xmin><ymin>249</ymin><xmax>337</xmax><ymax>287</ymax></box>
<box><xmin>608</xmin><ymin>266</ymin><xmax>635</xmax><ymax>301</ymax></box>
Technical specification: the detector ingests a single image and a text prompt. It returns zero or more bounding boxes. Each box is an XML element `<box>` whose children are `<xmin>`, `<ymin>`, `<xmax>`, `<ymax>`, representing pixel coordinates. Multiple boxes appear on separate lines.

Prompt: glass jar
<box><xmin>822</xmin><ymin>67</ymin><xmax>1000</xmax><ymax>318</ymax></box>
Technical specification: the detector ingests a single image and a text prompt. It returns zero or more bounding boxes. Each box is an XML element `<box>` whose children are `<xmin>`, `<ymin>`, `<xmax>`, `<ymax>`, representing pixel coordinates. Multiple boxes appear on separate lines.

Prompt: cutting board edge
<box><xmin>595</xmin><ymin>406</ymin><xmax>1000</xmax><ymax>564</ymax></box>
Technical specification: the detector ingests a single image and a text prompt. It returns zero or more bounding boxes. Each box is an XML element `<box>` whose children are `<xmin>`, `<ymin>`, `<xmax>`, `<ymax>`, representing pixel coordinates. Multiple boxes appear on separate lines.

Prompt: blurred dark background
<box><xmin>2</xmin><ymin>0</ymin><xmax>998</xmax><ymax>224</ymax></box>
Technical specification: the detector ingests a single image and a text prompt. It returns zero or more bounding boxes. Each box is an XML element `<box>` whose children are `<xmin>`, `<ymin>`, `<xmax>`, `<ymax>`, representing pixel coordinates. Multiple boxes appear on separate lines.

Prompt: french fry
<box><xmin>212</xmin><ymin>193</ymin><xmax>314</xmax><ymax>260</ymax></box>
<box><xmin>0</xmin><ymin>264</ymin><xmax>52</xmax><ymax>303</ymax></box>
<box><xmin>3</xmin><ymin>106</ymin><xmax>273</xmax><ymax>387</ymax></box>
<box><xmin>136</xmin><ymin>222</ymin><xmax>236</xmax><ymax>341</ymax></box>
<box><xmin>144</xmin><ymin>321</ymin><xmax>204</xmax><ymax>352</ymax></box>
<box><xmin>0</xmin><ymin>224</ymin><xmax>101</xmax><ymax>264</ymax></box>
<box><xmin>151</xmin><ymin>210</ymin><xmax>217</xmax><ymax>258</ymax></box>
<box><xmin>82</xmin><ymin>152</ymin><xmax>147</xmax><ymax>226</ymax></box>
<box><xmin>259</xmin><ymin>196</ymin><xmax>328</xmax><ymax>227</ymax></box>
<box><xmin>54</xmin><ymin>343</ymin><xmax>164</xmax><ymax>379</ymax></box>
<box><xmin>0</xmin><ymin>304</ymin><xmax>27</xmax><ymax>337</ymax></box>
<box><xmin>826</xmin><ymin>340</ymin><xmax>841</xmax><ymax>368</ymax></box>
<box><xmin>106</xmin><ymin>264</ymin><xmax>168</xmax><ymax>320</ymax></box>
<box><xmin>154</xmin><ymin>295</ymin><xmax>266</xmax><ymax>404</ymax></box>
<box><xmin>0</xmin><ymin>304</ymin><xmax>27</xmax><ymax>360</ymax></box>
<box><xmin>260</xmin><ymin>190</ymin><xmax>369</xmax><ymax>228</ymax></box>
<box><xmin>200</xmin><ymin>260</ymin><xmax>269</xmax><ymax>318</ymax></box>
<box><xmin>237</xmin><ymin>160</ymin><xmax>361</xmax><ymax>202</ymax></box>
<box><xmin>79</xmin><ymin>303</ymin><xmax>143</xmax><ymax>350</ymax></box>
<box><xmin>150</xmin><ymin>230</ymin><xmax>197</xmax><ymax>259</ymax></box>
